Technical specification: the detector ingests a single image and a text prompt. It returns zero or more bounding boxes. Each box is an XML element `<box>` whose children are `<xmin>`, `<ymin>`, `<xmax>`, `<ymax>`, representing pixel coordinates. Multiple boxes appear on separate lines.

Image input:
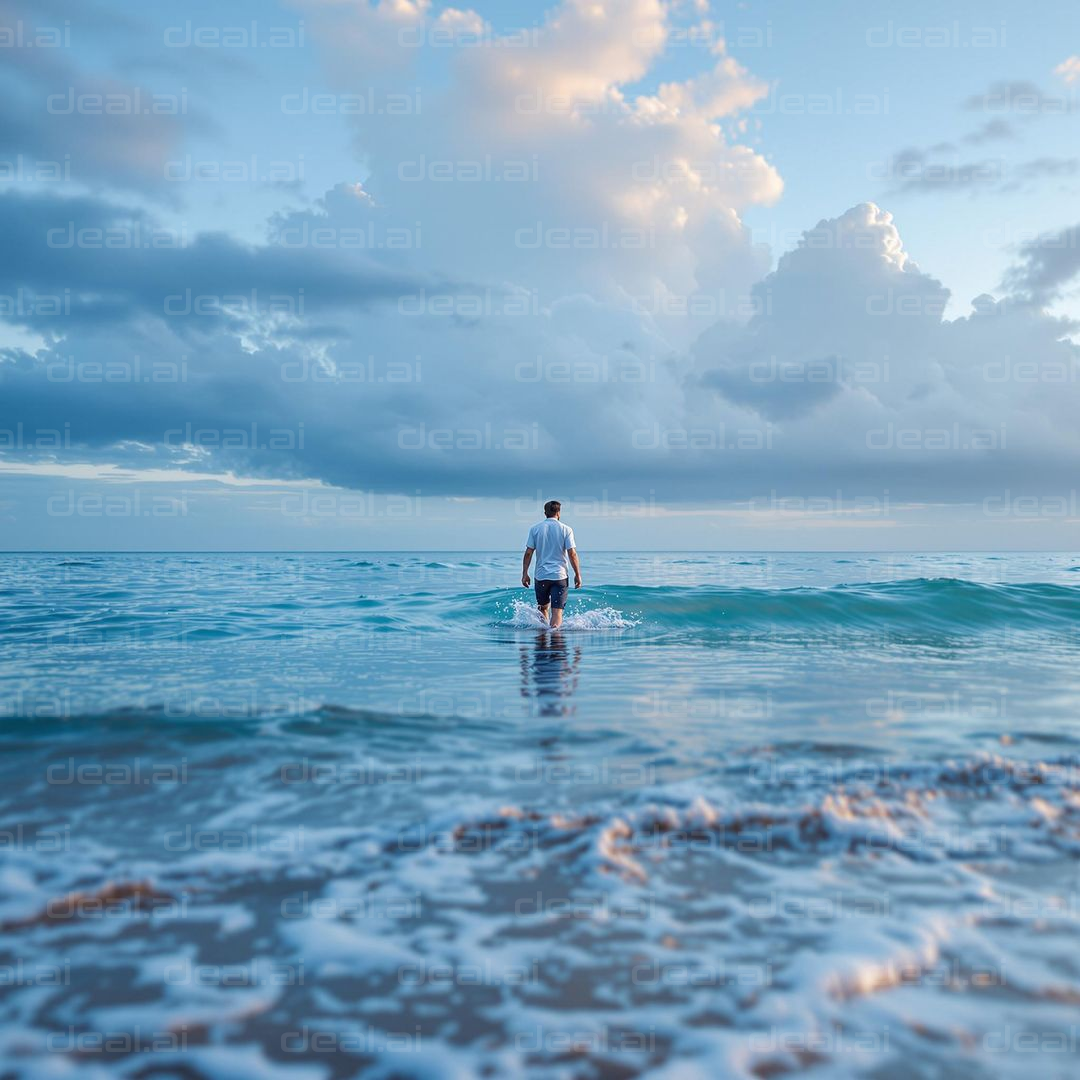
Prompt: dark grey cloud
<box><xmin>883</xmin><ymin>79</ymin><xmax>1076</xmax><ymax>199</ymax></box>
<box><xmin>963</xmin><ymin>80</ymin><xmax>1076</xmax><ymax>115</ymax></box>
<box><xmin>961</xmin><ymin>118</ymin><xmax>1016</xmax><ymax>145</ymax></box>
<box><xmin>1004</xmin><ymin>224</ymin><xmax>1080</xmax><ymax>303</ymax></box>
<box><xmin>910</xmin><ymin>118</ymin><xmax>1015</xmax><ymax>160</ymax></box>
<box><xmin>0</xmin><ymin>189</ymin><xmax>435</xmax><ymax>334</ymax></box>
<box><xmin>696</xmin><ymin>360</ymin><xmax>843</xmax><ymax>421</ymax></box>
<box><xmin>886</xmin><ymin>153</ymin><xmax>1076</xmax><ymax>197</ymax></box>
<box><xmin>887</xmin><ymin>155</ymin><xmax>1005</xmax><ymax>195</ymax></box>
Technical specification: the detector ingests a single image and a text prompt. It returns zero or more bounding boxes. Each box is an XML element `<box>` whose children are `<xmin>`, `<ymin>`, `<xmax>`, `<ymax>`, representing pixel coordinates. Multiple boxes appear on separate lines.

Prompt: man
<box><xmin>522</xmin><ymin>500</ymin><xmax>582</xmax><ymax>629</ymax></box>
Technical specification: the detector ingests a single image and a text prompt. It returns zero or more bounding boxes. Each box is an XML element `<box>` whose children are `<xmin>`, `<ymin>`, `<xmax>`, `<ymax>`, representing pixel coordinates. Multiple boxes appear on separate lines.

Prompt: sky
<box><xmin>2</xmin><ymin>0</ymin><xmax>1080</xmax><ymax>550</ymax></box>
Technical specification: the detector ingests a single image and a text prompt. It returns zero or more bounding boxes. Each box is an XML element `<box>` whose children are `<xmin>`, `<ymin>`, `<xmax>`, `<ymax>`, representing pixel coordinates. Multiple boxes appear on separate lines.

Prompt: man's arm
<box><xmin>522</xmin><ymin>547</ymin><xmax>534</xmax><ymax>587</ymax></box>
<box><xmin>568</xmin><ymin>547</ymin><xmax>582</xmax><ymax>589</ymax></box>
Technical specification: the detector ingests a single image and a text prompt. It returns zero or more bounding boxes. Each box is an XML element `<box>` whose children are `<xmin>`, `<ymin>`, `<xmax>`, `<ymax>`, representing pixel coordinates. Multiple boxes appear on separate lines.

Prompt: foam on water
<box><xmin>5</xmin><ymin>719</ymin><xmax>1080</xmax><ymax>1077</ymax></box>
<box><xmin>503</xmin><ymin>596</ymin><xmax>639</xmax><ymax>630</ymax></box>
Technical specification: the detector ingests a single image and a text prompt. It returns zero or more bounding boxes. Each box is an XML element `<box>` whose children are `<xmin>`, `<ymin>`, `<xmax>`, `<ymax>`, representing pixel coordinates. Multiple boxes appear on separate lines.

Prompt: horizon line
<box><xmin>2</xmin><ymin>549</ymin><xmax>1078</xmax><ymax>556</ymax></box>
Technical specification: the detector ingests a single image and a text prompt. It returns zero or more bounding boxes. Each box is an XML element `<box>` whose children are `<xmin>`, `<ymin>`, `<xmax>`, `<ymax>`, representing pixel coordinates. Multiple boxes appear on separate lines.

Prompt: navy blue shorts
<box><xmin>534</xmin><ymin>578</ymin><xmax>569</xmax><ymax>609</ymax></box>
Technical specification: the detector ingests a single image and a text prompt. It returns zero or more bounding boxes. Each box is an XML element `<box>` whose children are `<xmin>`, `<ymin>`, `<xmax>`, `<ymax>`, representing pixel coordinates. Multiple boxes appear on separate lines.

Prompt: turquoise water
<box><xmin>3</xmin><ymin>552</ymin><xmax>1080</xmax><ymax>1078</ymax></box>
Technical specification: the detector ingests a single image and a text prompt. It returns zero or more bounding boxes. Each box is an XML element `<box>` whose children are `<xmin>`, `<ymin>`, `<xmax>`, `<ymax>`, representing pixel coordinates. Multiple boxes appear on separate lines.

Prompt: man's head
<box><xmin>543</xmin><ymin>500</ymin><xmax>561</xmax><ymax>519</ymax></box>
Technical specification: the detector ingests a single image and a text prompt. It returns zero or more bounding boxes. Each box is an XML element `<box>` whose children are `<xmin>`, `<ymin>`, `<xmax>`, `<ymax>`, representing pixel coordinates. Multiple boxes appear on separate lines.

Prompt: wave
<box><xmin>6</xmin><ymin>576</ymin><xmax>1079</xmax><ymax>646</ymax></box>
<box><xmin>484</xmin><ymin>578</ymin><xmax>1080</xmax><ymax>635</ymax></box>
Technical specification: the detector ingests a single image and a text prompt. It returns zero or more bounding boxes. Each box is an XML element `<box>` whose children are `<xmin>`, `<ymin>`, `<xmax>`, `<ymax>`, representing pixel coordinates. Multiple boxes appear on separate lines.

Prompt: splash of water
<box><xmin>504</xmin><ymin>597</ymin><xmax>638</xmax><ymax>631</ymax></box>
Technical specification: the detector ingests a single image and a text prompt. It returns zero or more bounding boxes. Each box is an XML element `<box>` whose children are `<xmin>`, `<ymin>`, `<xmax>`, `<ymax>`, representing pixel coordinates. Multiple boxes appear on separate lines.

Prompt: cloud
<box><xmin>963</xmin><ymin>80</ymin><xmax>1076</xmax><ymax>115</ymax></box>
<box><xmin>882</xmin><ymin>78</ymin><xmax>1078</xmax><ymax>199</ymax></box>
<box><xmin>0</xmin><ymin>188</ymin><xmax>432</xmax><ymax>334</ymax></box>
<box><xmin>692</xmin><ymin>204</ymin><xmax>950</xmax><ymax>420</ymax></box>
<box><xmin>3</xmin><ymin>0</ymin><xmax>1080</xmax><ymax>513</ymax></box>
<box><xmin>0</xmin><ymin>0</ymin><xmax>209</xmax><ymax>196</ymax></box>
<box><xmin>292</xmin><ymin>0</ymin><xmax>781</xmax><ymax>332</ymax></box>
<box><xmin>885</xmin><ymin>152</ymin><xmax>1006</xmax><ymax>195</ymax></box>
<box><xmin>4</xmin><ymin>193</ymin><xmax>1080</xmax><ymax>505</ymax></box>
<box><xmin>1054</xmin><ymin>57</ymin><xmax>1080</xmax><ymax>85</ymax></box>
<box><xmin>888</xmin><ymin>153</ymin><xmax>1078</xmax><ymax>196</ymax></box>
<box><xmin>1004</xmin><ymin>223</ymin><xmax>1080</xmax><ymax>303</ymax></box>
<box><xmin>961</xmin><ymin>118</ymin><xmax>1016</xmax><ymax>146</ymax></box>
<box><xmin>689</xmin><ymin>203</ymin><xmax>1080</xmax><ymax>495</ymax></box>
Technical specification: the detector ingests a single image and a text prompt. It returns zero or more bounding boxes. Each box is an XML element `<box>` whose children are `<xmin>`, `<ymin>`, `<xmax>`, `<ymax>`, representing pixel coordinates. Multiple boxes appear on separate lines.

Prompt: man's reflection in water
<box><xmin>520</xmin><ymin>630</ymin><xmax>582</xmax><ymax>716</ymax></box>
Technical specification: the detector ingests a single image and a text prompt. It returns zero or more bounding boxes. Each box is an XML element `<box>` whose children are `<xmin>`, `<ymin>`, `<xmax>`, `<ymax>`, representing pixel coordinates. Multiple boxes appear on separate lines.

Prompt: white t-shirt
<box><xmin>527</xmin><ymin>519</ymin><xmax>576</xmax><ymax>580</ymax></box>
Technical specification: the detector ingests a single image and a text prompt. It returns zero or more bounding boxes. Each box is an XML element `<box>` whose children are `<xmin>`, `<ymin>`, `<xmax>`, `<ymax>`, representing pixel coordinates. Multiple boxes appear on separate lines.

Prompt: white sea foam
<box><xmin>5</xmin><ymin>746</ymin><xmax>1080</xmax><ymax>1078</ymax></box>
<box><xmin>505</xmin><ymin>596</ymin><xmax>638</xmax><ymax>630</ymax></box>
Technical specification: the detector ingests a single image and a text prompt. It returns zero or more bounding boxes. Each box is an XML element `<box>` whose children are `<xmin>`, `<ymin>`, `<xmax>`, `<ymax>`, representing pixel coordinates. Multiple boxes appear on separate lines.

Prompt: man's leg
<box><xmin>548</xmin><ymin>580</ymin><xmax>568</xmax><ymax>629</ymax></box>
<box><xmin>535</xmin><ymin>580</ymin><xmax>552</xmax><ymax>624</ymax></box>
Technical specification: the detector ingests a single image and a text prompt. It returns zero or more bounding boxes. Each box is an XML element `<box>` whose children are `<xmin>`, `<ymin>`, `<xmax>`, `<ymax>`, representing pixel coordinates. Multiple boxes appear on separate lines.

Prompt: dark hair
<box><xmin>544</xmin><ymin>500</ymin><xmax>561</xmax><ymax>518</ymax></box>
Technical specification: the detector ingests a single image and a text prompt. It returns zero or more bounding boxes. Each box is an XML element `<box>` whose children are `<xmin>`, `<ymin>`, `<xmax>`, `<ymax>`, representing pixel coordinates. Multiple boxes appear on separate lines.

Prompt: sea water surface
<box><xmin>3</xmin><ymin>552</ymin><xmax>1080</xmax><ymax>1078</ymax></box>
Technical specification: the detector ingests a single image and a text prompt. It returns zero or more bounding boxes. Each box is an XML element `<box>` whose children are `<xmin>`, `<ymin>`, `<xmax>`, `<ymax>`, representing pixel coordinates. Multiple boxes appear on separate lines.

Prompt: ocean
<box><xmin>3</xmin><ymin>551</ymin><xmax>1080</xmax><ymax>1078</ymax></box>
